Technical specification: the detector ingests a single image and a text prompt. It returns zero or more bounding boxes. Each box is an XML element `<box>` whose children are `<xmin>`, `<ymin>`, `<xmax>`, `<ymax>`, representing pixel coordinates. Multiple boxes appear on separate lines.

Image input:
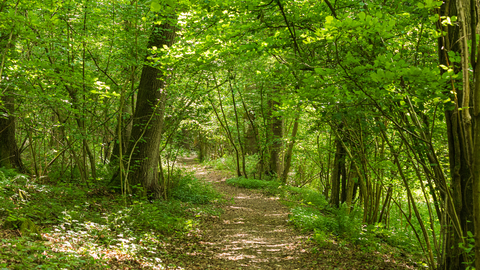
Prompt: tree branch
<box><xmin>324</xmin><ymin>0</ymin><xmax>337</xmax><ymax>19</ymax></box>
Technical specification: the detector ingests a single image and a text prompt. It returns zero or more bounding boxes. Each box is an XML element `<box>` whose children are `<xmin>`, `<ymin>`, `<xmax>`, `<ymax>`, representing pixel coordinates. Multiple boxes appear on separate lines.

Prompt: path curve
<box><xmin>169</xmin><ymin>157</ymin><xmax>315</xmax><ymax>269</ymax></box>
<box><xmin>198</xmin><ymin>171</ymin><xmax>312</xmax><ymax>269</ymax></box>
<box><xmin>163</xmin><ymin>157</ymin><xmax>416</xmax><ymax>270</ymax></box>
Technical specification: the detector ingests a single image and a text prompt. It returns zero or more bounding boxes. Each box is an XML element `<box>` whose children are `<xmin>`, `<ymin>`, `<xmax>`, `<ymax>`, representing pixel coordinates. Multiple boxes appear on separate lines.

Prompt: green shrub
<box><xmin>289</xmin><ymin>206</ymin><xmax>337</xmax><ymax>233</ymax></box>
<box><xmin>205</xmin><ymin>154</ymin><xmax>259</xmax><ymax>176</ymax></box>
<box><xmin>312</xmin><ymin>228</ymin><xmax>331</xmax><ymax>247</ymax></box>
<box><xmin>170</xmin><ymin>171</ymin><xmax>220</xmax><ymax>204</ymax></box>
<box><xmin>285</xmin><ymin>186</ymin><xmax>328</xmax><ymax>209</ymax></box>
<box><xmin>123</xmin><ymin>200</ymin><xmax>186</xmax><ymax>234</ymax></box>
<box><xmin>289</xmin><ymin>203</ymin><xmax>372</xmax><ymax>246</ymax></box>
<box><xmin>0</xmin><ymin>167</ymin><xmax>20</xmax><ymax>180</ymax></box>
<box><xmin>331</xmin><ymin>204</ymin><xmax>364</xmax><ymax>243</ymax></box>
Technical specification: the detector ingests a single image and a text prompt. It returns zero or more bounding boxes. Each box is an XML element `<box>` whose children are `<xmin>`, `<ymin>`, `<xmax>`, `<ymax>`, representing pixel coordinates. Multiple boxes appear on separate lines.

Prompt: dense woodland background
<box><xmin>1</xmin><ymin>0</ymin><xmax>480</xmax><ymax>269</ymax></box>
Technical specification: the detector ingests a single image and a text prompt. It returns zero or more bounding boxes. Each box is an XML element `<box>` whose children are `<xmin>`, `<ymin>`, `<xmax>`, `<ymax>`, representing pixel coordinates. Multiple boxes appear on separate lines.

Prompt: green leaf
<box><xmin>151</xmin><ymin>0</ymin><xmax>161</xmax><ymax>12</ymax></box>
<box><xmin>439</xmin><ymin>64</ymin><xmax>449</xmax><ymax>70</ymax></box>
<box><xmin>358</xmin><ymin>12</ymin><xmax>366</xmax><ymax>21</ymax></box>
<box><xmin>377</xmin><ymin>69</ymin><xmax>385</xmax><ymax>77</ymax></box>
<box><xmin>325</xmin><ymin>16</ymin><xmax>334</xmax><ymax>24</ymax></box>
<box><xmin>389</xmin><ymin>19</ymin><xmax>396</xmax><ymax>28</ymax></box>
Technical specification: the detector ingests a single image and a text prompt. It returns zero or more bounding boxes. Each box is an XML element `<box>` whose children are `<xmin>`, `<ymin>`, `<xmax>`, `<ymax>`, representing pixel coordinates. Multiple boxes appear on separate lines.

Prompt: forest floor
<box><xmin>0</xmin><ymin>156</ymin><xmax>419</xmax><ymax>269</ymax></box>
<box><xmin>162</xmin><ymin>157</ymin><xmax>416</xmax><ymax>270</ymax></box>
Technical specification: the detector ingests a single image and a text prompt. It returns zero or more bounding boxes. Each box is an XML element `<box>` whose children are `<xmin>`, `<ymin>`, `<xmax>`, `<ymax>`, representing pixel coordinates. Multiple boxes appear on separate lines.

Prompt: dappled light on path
<box><xmin>171</xmin><ymin>157</ymin><xmax>314</xmax><ymax>269</ymax></box>
<box><xmin>169</xmin><ymin>157</ymin><xmax>416</xmax><ymax>269</ymax></box>
<box><xmin>204</xmin><ymin>189</ymin><xmax>310</xmax><ymax>268</ymax></box>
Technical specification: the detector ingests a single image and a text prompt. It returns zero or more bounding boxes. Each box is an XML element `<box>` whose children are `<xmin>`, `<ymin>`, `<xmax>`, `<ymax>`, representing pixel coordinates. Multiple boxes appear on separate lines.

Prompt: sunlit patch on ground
<box><xmin>164</xmin><ymin>157</ymin><xmax>418</xmax><ymax>269</ymax></box>
<box><xmin>39</xmin><ymin>221</ymin><xmax>176</xmax><ymax>269</ymax></box>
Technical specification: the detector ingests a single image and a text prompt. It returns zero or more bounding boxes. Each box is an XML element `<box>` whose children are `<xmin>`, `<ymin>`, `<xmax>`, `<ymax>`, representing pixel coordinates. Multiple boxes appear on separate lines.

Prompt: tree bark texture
<box><xmin>438</xmin><ymin>0</ymin><xmax>474</xmax><ymax>268</ymax></box>
<box><xmin>122</xmin><ymin>20</ymin><xmax>176</xmax><ymax>199</ymax></box>
<box><xmin>0</xmin><ymin>94</ymin><xmax>25</xmax><ymax>172</ymax></box>
<box><xmin>329</xmin><ymin>136</ymin><xmax>345</xmax><ymax>207</ymax></box>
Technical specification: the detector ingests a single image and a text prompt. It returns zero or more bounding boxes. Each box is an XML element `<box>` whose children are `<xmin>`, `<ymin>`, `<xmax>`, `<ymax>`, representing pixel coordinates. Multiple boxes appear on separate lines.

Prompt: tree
<box><xmin>0</xmin><ymin>94</ymin><xmax>25</xmax><ymax>172</ymax></box>
<box><xmin>437</xmin><ymin>0</ymin><xmax>480</xmax><ymax>268</ymax></box>
<box><xmin>0</xmin><ymin>0</ymin><xmax>25</xmax><ymax>172</ymax></box>
<box><xmin>116</xmin><ymin>16</ymin><xmax>177</xmax><ymax>199</ymax></box>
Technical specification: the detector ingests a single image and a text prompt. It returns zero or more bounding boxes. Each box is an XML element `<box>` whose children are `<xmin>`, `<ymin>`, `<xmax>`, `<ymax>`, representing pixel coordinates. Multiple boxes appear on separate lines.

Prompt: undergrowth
<box><xmin>204</xmin><ymin>154</ymin><xmax>259</xmax><ymax>176</ymax></box>
<box><xmin>170</xmin><ymin>170</ymin><xmax>221</xmax><ymax>204</ymax></box>
<box><xmin>0</xmin><ymin>167</ymin><xmax>222</xmax><ymax>269</ymax></box>
<box><xmin>226</xmin><ymin>176</ymin><xmax>280</xmax><ymax>190</ymax></box>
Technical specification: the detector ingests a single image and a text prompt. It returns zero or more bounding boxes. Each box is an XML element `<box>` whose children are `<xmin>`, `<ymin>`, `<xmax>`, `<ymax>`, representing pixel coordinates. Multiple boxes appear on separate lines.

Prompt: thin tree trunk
<box><xmin>345</xmin><ymin>161</ymin><xmax>357</xmax><ymax>214</ymax></box>
<box><xmin>329</xmin><ymin>137</ymin><xmax>343</xmax><ymax>207</ymax></box>
<box><xmin>229</xmin><ymin>78</ymin><xmax>248</xmax><ymax>178</ymax></box>
<box><xmin>269</xmin><ymin>98</ymin><xmax>282</xmax><ymax>177</ymax></box>
<box><xmin>208</xmin><ymin>87</ymin><xmax>241</xmax><ymax>177</ymax></box>
<box><xmin>473</xmin><ymin>24</ymin><xmax>480</xmax><ymax>270</ymax></box>
<box><xmin>281</xmin><ymin>114</ymin><xmax>300</xmax><ymax>183</ymax></box>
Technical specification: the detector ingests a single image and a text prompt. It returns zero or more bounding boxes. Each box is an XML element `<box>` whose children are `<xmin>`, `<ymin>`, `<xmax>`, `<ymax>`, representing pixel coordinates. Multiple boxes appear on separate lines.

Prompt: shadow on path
<box><xmin>172</xmin><ymin>156</ymin><xmax>314</xmax><ymax>269</ymax></box>
<box><xmin>167</xmin><ymin>157</ymin><xmax>416</xmax><ymax>270</ymax></box>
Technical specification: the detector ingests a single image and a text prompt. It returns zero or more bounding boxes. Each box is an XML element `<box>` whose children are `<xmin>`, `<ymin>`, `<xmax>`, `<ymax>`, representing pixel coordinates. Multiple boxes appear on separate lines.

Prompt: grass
<box><xmin>226</xmin><ymin>176</ymin><xmax>280</xmax><ymax>190</ymax></box>
<box><xmin>0</xmin><ymin>166</ymin><xmax>222</xmax><ymax>269</ymax></box>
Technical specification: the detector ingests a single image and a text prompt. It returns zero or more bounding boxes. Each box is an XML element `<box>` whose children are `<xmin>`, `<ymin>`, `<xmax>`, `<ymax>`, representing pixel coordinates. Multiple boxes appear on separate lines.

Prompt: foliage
<box><xmin>0</xmin><ymin>167</ymin><xmax>220</xmax><ymax>269</ymax></box>
<box><xmin>0</xmin><ymin>0</ymin><xmax>474</xmax><ymax>267</ymax></box>
<box><xmin>288</xmin><ymin>205</ymin><xmax>366</xmax><ymax>244</ymax></box>
<box><xmin>206</xmin><ymin>154</ymin><xmax>259</xmax><ymax>176</ymax></box>
<box><xmin>226</xmin><ymin>176</ymin><xmax>280</xmax><ymax>190</ymax></box>
<box><xmin>170</xmin><ymin>170</ymin><xmax>221</xmax><ymax>205</ymax></box>
<box><xmin>283</xmin><ymin>186</ymin><xmax>329</xmax><ymax>209</ymax></box>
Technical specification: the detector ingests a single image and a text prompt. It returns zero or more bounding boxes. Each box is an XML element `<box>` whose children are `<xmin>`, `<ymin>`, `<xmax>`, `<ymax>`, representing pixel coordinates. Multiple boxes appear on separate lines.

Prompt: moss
<box><xmin>4</xmin><ymin>216</ymin><xmax>41</xmax><ymax>239</ymax></box>
<box><xmin>20</xmin><ymin>218</ymin><xmax>41</xmax><ymax>238</ymax></box>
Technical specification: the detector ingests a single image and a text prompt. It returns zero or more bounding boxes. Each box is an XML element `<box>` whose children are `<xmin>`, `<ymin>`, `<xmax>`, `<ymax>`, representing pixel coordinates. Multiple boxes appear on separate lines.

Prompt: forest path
<box><xmin>163</xmin><ymin>157</ymin><xmax>412</xmax><ymax>270</ymax></box>
<box><xmin>165</xmin><ymin>156</ymin><xmax>319</xmax><ymax>269</ymax></box>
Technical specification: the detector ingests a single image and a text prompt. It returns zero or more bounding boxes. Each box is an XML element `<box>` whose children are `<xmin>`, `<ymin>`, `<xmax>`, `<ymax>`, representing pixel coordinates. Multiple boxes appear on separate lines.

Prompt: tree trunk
<box><xmin>244</xmin><ymin>111</ymin><xmax>258</xmax><ymax>155</ymax></box>
<box><xmin>438</xmin><ymin>1</ymin><xmax>474</xmax><ymax>268</ymax></box>
<box><xmin>330</xmin><ymin>137</ymin><xmax>344</xmax><ymax>207</ymax></box>
<box><xmin>229</xmin><ymin>79</ymin><xmax>248</xmax><ymax>178</ymax></box>
<box><xmin>345</xmin><ymin>161</ymin><xmax>357</xmax><ymax>214</ymax></box>
<box><xmin>268</xmin><ymin>98</ymin><xmax>282</xmax><ymax>177</ymax></box>
<box><xmin>281</xmin><ymin>114</ymin><xmax>299</xmax><ymax>183</ymax></box>
<box><xmin>473</xmin><ymin>22</ymin><xmax>480</xmax><ymax>270</ymax></box>
<box><xmin>0</xmin><ymin>3</ymin><xmax>24</xmax><ymax>173</ymax></box>
<box><xmin>110</xmin><ymin>104</ymin><xmax>133</xmax><ymax>165</ymax></box>
<box><xmin>115</xmin><ymin>18</ymin><xmax>176</xmax><ymax>199</ymax></box>
<box><xmin>0</xmin><ymin>94</ymin><xmax>25</xmax><ymax>172</ymax></box>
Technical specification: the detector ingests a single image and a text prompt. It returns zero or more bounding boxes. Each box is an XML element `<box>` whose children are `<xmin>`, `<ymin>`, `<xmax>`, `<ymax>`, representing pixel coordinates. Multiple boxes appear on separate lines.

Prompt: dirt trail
<box><xmin>165</xmin><ymin>157</ymin><xmax>414</xmax><ymax>270</ymax></box>
<box><xmin>166</xmin><ymin>157</ymin><xmax>315</xmax><ymax>269</ymax></box>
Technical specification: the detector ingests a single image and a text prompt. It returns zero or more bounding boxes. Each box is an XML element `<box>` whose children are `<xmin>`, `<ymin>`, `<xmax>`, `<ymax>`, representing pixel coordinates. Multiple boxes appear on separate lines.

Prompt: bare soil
<box><xmin>163</xmin><ymin>157</ymin><xmax>417</xmax><ymax>270</ymax></box>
